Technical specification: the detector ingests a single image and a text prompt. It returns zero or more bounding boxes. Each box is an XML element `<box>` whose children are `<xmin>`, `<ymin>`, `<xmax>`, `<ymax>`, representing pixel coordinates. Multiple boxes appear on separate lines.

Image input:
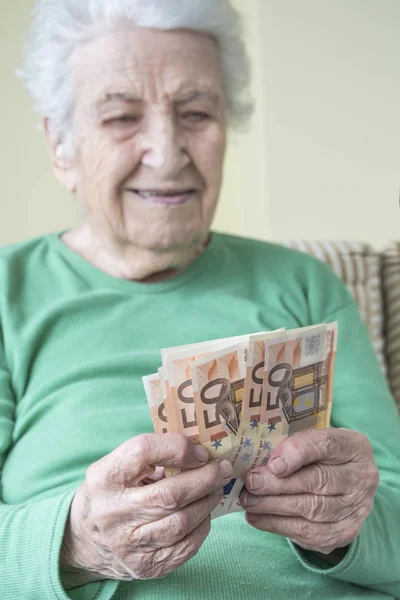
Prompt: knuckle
<box><xmin>185</xmin><ymin>538</ymin><xmax>202</xmax><ymax>561</ymax></box>
<box><xmin>349</xmin><ymin>463</ymin><xmax>379</xmax><ymax>499</ymax></box>
<box><xmin>181</xmin><ymin>536</ymin><xmax>201</xmax><ymax>561</ymax></box>
<box><xmin>179</xmin><ymin>434</ymin><xmax>193</xmax><ymax>454</ymax></box>
<box><xmin>85</xmin><ymin>461</ymin><xmax>103</xmax><ymax>492</ymax></box>
<box><xmin>150</xmin><ymin>535</ymin><xmax>202</xmax><ymax>578</ymax></box>
<box><xmin>106</xmin><ymin>452</ymin><xmax>127</xmax><ymax>487</ymax></box>
<box><xmin>336</xmin><ymin>520</ymin><xmax>359</xmax><ymax>547</ymax></box>
<box><xmin>348</xmin><ymin>522</ymin><xmax>361</xmax><ymax>543</ymax></box>
<box><xmin>353</xmin><ymin>432</ymin><xmax>374</xmax><ymax>461</ymax></box>
<box><xmin>175</xmin><ymin>528</ymin><xmax>206</xmax><ymax>564</ymax></box>
<box><xmin>333</xmin><ymin>495</ymin><xmax>359</xmax><ymax>521</ymax></box>
<box><xmin>151</xmin><ymin>481</ymin><xmax>181</xmax><ymax>512</ymax></box>
<box><xmin>297</xmin><ymin>519</ymin><xmax>316</xmax><ymax>543</ymax></box>
<box><xmin>355</xmin><ymin>432</ymin><xmax>371</xmax><ymax>450</ymax></box>
<box><xmin>282</xmin><ymin>436</ymin><xmax>298</xmax><ymax>455</ymax></box>
<box><xmin>313</xmin><ymin>465</ymin><xmax>333</xmax><ymax>494</ymax></box>
<box><xmin>356</xmin><ymin>498</ymin><xmax>374</xmax><ymax>523</ymax></box>
<box><xmin>175</xmin><ymin>435</ymin><xmax>197</xmax><ymax>465</ymax></box>
<box><xmin>339</xmin><ymin>521</ymin><xmax>360</xmax><ymax>546</ymax></box>
<box><xmin>304</xmin><ymin>495</ymin><xmax>326</xmax><ymax>521</ymax></box>
<box><xmin>282</xmin><ymin>434</ymin><xmax>307</xmax><ymax>463</ymax></box>
<box><xmin>315</xmin><ymin>526</ymin><xmax>343</xmax><ymax>552</ymax></box>
<box><xmin>296</xmin><ymin>521</ymin><xmax>342</xmax><ymax>552</ymax></box>
<box><xmin>325</xmin><ymin>532</ymin><xmax>343</xmax><ymax>550</ymax></box>
<box><xmin>340</xmin><ymin>488</ymin><xmax>358</xmax><ymax>511</ymax></box>
<box><xmin>163</xmin><ymin>433</ymin><xmax>191</xmax><ymax>459</ymax></box>
<box><xmin>130</xmin><ymin>434</ymin><xmax>153</xmax><ymax>462</ymax></box>
<box><xmin>291</xmin><ymin>429</ymin><xmax>337</xmax><ymax>465</ymax></box>
<box><xmin>345</xmin><ymin>468</ymin><xmax>360</xmax><ymax>492</ymax></box>
<box><xmin>318</xmin><ymin>429</ymin><xmax>337</xmax><ymax>457</ymax></box>
<box><xmin>130</xmin><ymin>523</ymin><xmax>152</xmax><ymax>549</ymax></box>
<box><xmin>168</xmin><ymin>511</ymin><xmax>190</xmax><ymax>541</ymax></box>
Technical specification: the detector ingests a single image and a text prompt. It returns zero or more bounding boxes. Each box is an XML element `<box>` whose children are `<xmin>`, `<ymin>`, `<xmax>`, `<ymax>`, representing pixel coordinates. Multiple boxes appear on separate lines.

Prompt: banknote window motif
<box><xmin>280</xmin><ymin>362</ymin><xmax>328</xmax><ymax>424</ymax></box>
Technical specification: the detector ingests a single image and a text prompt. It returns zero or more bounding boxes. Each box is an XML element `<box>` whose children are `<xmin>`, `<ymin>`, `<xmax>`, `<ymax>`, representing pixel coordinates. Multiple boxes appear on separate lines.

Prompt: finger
<box><xmin>266</xmin><ymin>428</ymin><xmax>370</xmax><ymax>478</ymax></box>
<box><xmin>129</xmin><ymin>491</ymin><xmax>222</xmax><ymax>549</ymax></box>
<box><xmin>143</xmin><ymin>466</ymin><xmax>165</xmax><ymax>485</ymax></box>
<box><xmin>245</xmin><ymin>513</ymin><xmax>355</xmax><ymax>552</ymax></box>
<box><xmin>124</xmin><ymin>460</ymin><xmax>233</xmax><ymax>521</ymax></box>
<box><xmin>241</xmin><ymin>492</ymin><xmax>357</xmax><ymax>522</ymax></box>
<box><xmin>87</xmin><ymin>433</ymin><xmax>210</xmax><ymax>491</ymax></box>
<box><xmin>136</xmin><ymin>517</ymin><xmax>212</xmax><ymax>579</ymax></box>
<box><xmin>245</xmin><ymin>462</ymin><xmax>356</xmax><ymax>496</ymax></box>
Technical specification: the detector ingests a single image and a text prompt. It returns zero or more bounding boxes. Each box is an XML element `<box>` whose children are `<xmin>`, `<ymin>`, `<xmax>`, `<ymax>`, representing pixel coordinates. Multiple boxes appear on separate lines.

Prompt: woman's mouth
<box><xmin>128</xmin><ymin>188</ymin><xmax>198</xmax><ymax>205</ymax></box>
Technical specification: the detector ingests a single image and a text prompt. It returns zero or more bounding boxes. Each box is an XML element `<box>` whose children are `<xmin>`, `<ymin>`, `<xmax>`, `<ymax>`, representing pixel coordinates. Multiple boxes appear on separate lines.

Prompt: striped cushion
<box><xmin>381</xmin><ymin>244</ymin><xmax>400</xmax><ymax>407</ymax></box>
<box><xmin>282</xmin><ymin>241</ymin><xmax>387</xmax><ymax>376</ymax></box>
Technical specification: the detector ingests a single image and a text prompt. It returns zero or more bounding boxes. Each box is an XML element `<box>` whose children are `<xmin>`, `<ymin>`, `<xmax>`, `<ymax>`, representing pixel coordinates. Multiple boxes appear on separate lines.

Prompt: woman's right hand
<box><xmin>60</xmin><ymin>433</ymin><xmax>233</xmax><ymax>587</ymax></box>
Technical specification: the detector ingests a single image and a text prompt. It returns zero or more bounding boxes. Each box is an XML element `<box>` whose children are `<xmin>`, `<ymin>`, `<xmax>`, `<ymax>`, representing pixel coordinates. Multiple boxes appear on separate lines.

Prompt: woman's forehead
<box><xmin>94</xmin><ymin>88</ymin><xmax>221</xmax><ymax>110</ymax></box>
<box><xmin>71</xmin><ymin>28</ymin><xmax>224</xmax><ymax>106</ymax></box>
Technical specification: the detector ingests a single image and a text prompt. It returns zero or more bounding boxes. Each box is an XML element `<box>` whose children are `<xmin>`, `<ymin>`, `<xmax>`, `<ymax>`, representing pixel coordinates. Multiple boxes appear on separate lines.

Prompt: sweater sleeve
<box><xmin>0</xmin><ymin>333</ymin><xmax>119</xmax><ymax>600</ymax></box>
<box><xmin>289</xmin><ymin>264</ymin><xmax>400</xmax><ymax>597</ymax></box>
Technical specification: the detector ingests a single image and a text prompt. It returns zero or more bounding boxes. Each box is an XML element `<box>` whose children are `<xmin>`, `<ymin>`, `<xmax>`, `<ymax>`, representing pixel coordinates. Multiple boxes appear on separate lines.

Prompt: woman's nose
<box><xmin>140</xmin><ymin>116</ymin><xmax>190</xmax><ymax>177</ymax></box>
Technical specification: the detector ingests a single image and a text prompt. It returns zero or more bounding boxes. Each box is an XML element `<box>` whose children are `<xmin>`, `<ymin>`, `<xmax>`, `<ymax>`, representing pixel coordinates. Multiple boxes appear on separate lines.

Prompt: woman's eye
<box><xmin>107</xmin><ymin>116</ymin><xmax>140</xmax><ymax>125</ymax></box>
<box><xmin>182</xmin><ymin>112</ymin><xmax>210</xmax><ymax>123</ymax></box>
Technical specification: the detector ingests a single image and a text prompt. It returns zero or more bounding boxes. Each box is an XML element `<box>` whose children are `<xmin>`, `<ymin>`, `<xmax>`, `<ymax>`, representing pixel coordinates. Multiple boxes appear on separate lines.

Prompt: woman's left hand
<box><xmin>240</xmin><ymin>428</ymin><xmax>379</xmax><ymax>555</ymax></box>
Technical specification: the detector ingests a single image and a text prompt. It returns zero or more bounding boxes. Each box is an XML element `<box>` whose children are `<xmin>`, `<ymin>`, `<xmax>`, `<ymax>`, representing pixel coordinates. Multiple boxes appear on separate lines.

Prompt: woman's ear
<box><xmin>43</xmin><ymin>118</ymin><xmax>78</xmax><ymax>194</ymax></box>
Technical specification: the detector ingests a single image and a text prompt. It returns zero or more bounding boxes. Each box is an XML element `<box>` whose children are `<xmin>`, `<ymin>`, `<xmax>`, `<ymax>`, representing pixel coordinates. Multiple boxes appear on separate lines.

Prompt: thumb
<box><xmin>89</xmin><ymin>433</ymin><xmax>209</xmax><ymax>491</ymax></box>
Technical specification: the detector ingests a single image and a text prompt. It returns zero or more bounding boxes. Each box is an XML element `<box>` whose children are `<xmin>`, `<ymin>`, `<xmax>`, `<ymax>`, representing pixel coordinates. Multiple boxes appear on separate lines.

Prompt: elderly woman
<box><xmin>1</xmin><ymin>0</ymin><xmax>399</xmax><ymax>598</ymax></box>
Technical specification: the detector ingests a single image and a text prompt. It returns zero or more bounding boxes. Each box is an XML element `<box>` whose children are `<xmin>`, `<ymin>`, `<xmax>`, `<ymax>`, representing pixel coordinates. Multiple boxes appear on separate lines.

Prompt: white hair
<box><xmin>18</xmin><ymin>0</ymin><xmax>253</xmax><ymax>153</ymax></box>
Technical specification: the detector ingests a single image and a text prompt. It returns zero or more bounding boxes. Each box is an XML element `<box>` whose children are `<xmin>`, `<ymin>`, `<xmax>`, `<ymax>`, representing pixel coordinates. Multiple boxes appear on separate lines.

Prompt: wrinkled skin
<box><xmin>46</xmin><ymin>27</ymin><xmax>227</xmax><ymax>283</ymax></box>
<box><xmin>60</xmin><ymin>434</ymin><xmax>233</xmax><ymax>586</ymax></box>
<box><xmin>240</xmin><ymin>428</ymin><xmax>379</xmax><ymax>555</ymax></box>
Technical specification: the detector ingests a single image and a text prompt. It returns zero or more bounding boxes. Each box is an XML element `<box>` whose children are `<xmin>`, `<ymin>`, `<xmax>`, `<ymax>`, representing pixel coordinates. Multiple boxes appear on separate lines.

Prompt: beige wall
<box><xmin>1</xmin><ymin>1</ymin><xmax>399</xmax><ymax>249</ymax></box>
<box><xmin>214</xmin><ymin>0</ymin><xmax>269</xmax><ymax>242</ymax></box>
<box><xmin>259</xmin><ymin>0</ymin><xmax>400</xmax><ymax>250</ymax></box>
<box><xmin>1</xmin><ymin>1</ymin><xmax>79</xmax><ymax>245</ymax></box>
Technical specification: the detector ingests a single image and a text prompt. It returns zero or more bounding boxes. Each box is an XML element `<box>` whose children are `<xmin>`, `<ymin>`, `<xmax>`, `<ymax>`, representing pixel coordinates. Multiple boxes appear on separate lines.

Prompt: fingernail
<box><xmin>249</xmin><ymin>473</ymin><xmax>263</xmax><ymax>491</ymax></box>
<box><xmin>194</xmin><ymin>445</ymin><xmax>209</xmax><ymax>463</ymax></box>
<box><xmin>243</xmin><ymin>493</ymin><xmax>260</xmax><ymax>508</ymax></box>
<box><xmin>270</xmin><ymin>456</ymin><xmax>288</xmax><ymax>475</ymax></box>
<box><xmin>218</xmin><ymin>459</ymin><xmax>233</xmax><ymax>479</ymax></box>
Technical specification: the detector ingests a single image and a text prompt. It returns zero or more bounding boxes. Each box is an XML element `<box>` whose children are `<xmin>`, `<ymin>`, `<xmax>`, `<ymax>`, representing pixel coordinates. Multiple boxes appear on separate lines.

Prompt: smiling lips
<box><xmin>129</xmin><ymin>188</ymin><xmax>198</xmax><ymax>205</ymax></box>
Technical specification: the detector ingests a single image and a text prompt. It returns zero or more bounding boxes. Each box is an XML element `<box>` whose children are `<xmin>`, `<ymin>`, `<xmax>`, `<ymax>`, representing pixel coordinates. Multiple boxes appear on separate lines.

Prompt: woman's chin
<box><xmin>124</xmin><ymin>223</ymin><xmax>208</xmax><ymax>254</ymax></box>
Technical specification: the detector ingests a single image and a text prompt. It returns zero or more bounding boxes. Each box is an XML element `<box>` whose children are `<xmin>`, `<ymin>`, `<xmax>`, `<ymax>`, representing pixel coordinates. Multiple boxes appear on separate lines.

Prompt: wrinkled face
<box><xmin>67</xmin><ymin>27</ymin><xmax>227</xmax><ymax>252</ymax></box>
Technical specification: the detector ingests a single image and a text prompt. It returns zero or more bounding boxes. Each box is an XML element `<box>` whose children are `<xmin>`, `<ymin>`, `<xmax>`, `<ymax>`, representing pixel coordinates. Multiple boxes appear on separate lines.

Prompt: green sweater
<box><xmin>0</xmin><ymin>231</ymin><xmax>399</xmax><ymax>600</ymax></box>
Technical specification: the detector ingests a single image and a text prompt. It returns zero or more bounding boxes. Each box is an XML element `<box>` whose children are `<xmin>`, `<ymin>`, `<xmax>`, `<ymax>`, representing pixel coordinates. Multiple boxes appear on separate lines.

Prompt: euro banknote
<box><xmin>143</xmin><ymin>323</ymin><xmax>338</xmax><ymax>517</ymax></box>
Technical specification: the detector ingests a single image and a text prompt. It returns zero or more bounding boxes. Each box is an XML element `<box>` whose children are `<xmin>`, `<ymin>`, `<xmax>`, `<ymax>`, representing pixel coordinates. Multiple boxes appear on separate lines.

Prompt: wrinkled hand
<box><xmin>240</xmin><ymin>428</ymin><xmax>379</xmax><ymax>555</ymax></box>
<box><xmin>60</xmin><ymin>433</ymin><xmax>233</xmax><ymax>584</ymax></box>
